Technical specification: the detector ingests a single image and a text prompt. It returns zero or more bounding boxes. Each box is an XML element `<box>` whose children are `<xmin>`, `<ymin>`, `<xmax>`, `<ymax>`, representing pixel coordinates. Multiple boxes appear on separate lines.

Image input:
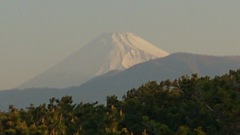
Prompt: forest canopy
<box><xmin>0</xmin><ymin>69</ymin><xmax>240</xmax><ymax>135</ymax></box>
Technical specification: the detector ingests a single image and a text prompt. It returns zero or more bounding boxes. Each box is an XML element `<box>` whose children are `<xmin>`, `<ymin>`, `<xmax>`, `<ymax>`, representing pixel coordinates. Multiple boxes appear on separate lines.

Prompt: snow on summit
<box><xmin>110</xmin><ymin>32</ymin><xmax>169</xmax><ymax>69</ymax></box>
<box><xmin>19</xmin><ymin>32</ymin><xmax>169</xmax><ymax>89</ymax></box>
<box><xmin>112</xmin><ymin>32</ymin><xmax>168</xmax><ymax>58</ymax></box>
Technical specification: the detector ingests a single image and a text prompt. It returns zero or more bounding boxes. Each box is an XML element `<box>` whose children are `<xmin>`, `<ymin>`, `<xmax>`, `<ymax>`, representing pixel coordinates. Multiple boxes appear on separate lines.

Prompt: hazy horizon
<box><xmin>1</xmin><ymin>1</ymin><xmax>240</xmax><ymax>90</ymax></box>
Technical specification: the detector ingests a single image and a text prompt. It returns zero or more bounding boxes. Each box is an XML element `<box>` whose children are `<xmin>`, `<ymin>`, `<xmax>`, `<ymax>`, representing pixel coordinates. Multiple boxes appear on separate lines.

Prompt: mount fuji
<box><xmin>19</xmin><ymin>32</ymin><xmax>169</xmax><ymax>89</ymax></box>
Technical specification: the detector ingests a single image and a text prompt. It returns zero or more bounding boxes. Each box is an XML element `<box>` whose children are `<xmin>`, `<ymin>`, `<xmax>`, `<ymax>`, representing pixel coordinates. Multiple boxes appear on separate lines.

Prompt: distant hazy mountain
<box><xmin>1</xmin><ymin>53</ymin><xmax>240</xmax><ymax>111</ymax></box>
<box><xmin>19</xmin><ymin>32</ymin><xmax>169</xmax><ymax>89</ymax></box>
<box><xmin>68</xmin><ymin>53</ymin><xmax>240</xmax><ymax>103</ymax></box>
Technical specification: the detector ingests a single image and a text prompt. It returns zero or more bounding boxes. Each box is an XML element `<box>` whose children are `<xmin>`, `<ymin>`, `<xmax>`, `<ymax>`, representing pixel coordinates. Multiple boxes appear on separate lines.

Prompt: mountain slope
<box><xmin>68</xmin><ymin>53</ymin><xmax>240</xmax><ymax>102</ymax></box>
<box><xmin>19</xmin><ymin>32</ymin><xmax>169</xmax><ymax>89</ymax></box>
<box><xmin>1</xmin><ymin>53</ymin><xmax>240</xmax><ymax>110</ymax></box>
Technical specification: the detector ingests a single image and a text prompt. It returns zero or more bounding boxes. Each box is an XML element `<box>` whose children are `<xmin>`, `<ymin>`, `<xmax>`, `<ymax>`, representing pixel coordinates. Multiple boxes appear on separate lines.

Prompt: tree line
<box><xmin>0</xmin><ymin>69</ymin><xmax>240</xmax><ymax>135</ymax></box>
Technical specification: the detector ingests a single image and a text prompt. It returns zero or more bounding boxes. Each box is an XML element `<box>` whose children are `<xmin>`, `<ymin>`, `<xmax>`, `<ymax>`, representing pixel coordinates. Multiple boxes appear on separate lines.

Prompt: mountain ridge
<box><xmin>1</xmin><ymin>53</ymin><xmax>240</xmax><ymax>111</ymax></box>
<box><xmin>69</xmin><ymin>53</ymin><xmax>240</xmax><ymax>102</ymax></box>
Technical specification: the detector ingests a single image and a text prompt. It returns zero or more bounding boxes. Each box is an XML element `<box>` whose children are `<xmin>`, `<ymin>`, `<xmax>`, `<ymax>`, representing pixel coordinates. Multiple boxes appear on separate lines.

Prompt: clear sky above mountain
<box><xmin>1</xmin><ymin>0</ymin><xmax>240</xmax><ymax>90</ymax></box>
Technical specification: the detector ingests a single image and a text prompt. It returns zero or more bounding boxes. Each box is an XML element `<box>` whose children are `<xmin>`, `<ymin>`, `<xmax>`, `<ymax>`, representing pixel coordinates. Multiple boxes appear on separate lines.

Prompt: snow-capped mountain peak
<box><xmin>95</xmin><ymin>32</ymin><xmax>169</xmax><ymax>75</ymax></box>
<box><xmin>19</xmin><ymin>32</ymin><xmax>169</xmax><ymax>88</ymax></box>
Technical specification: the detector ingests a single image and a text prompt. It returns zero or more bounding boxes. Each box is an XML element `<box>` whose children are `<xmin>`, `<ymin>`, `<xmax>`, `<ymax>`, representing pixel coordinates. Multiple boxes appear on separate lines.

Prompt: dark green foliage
<box><xmin>0</xmin><ymin>69</ymin><xmax>240</xmax><ymax>134</ymax></box>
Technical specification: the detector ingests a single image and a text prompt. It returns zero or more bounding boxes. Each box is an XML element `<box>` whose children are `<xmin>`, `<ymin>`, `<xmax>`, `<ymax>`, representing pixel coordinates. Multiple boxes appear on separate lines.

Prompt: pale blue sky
<box><xmin>1</xmin><ymin>0</ymin><xmax>240</xmax><ymax>90</ymax></box>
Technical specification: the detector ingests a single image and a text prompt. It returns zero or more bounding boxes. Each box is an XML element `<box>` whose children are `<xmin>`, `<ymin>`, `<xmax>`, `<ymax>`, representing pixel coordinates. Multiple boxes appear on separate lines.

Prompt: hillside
<box><xmin>0</xmin><ymin>53</ymin><xmax>240</xmax><ymax>110</ymax></box>
<box><xmin>68</xmin><ymin>53</ymin><xmax>240</xmax><ymax>103</ymax></box>
<box><xmin>0</xmin><ymin>69</ymin><xmax>240</xmax><ymax>134</ymax></box>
